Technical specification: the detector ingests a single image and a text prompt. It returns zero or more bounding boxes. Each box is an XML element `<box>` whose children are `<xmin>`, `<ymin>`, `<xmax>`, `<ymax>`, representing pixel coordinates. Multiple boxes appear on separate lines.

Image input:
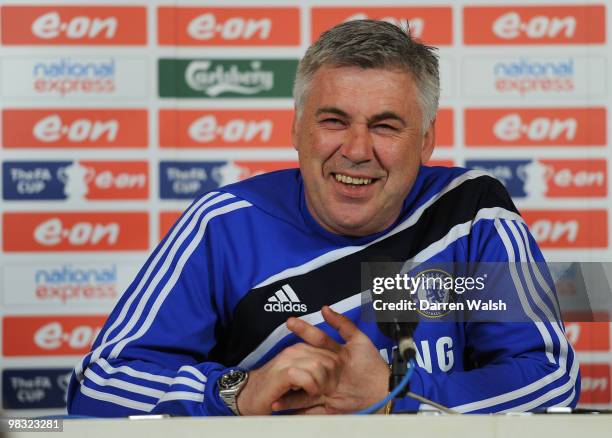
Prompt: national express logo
<box><xmin>2</xmin><ymin>109</ymin><xmax>148</xmax><ymax>148</ymax></box>
<box><xmin>31</xmin><ymin>57</ymin><xmax>116</xmax><ymax>96</ymax></box>
<box><xmin>3</xmin><ymin>161</ymin><xmax>148</xmax><ymax>201</ymax></box>
<box><xmin>463</xmin><ymin>5</ymin><xmax>606</xmax><ymax>45</ymax></box>
<box><xmin>0</xmin><ymin>6</ymin><xmax>147</xmax><ymax>45</ymax></box>
<box><xmin>310</xmin><ymin>7</ymin><xmax>453</xmax><ymax>45</ymax></box>
<box><xmin>160</xmin><ymin>161</ymin><xmax>297</xmax><ymax>199</ymax></box>
<box><xmin>465</xmin><ymin>108</ymin><xmax>607</xmax><ymax>147</ymax></box>
<box><xmin>463</xmin><ymin>56</ymin><xmax>605</xmax><ymax>98</ymax></box>
<box><xmin>493</xmin><ymin>57</ymin><xmax>574</xmax><ymax>96</ymax></box>
<box><xmin>2</xmin><ymin>212</ymin><xmax>149</xmax><ymax>252</ymax></box>
<box><xmin>32</xmin><ymin>264</ymin><xmax>118</xmax><ymax>305</ymax></box>
<box><xmin>2</xmin><ymin>262</ymin><xmax>141</xmax><ymax>308</ymax></box>
<box><xmin>158</xmin><ymin>59</ymin><xmax>297</xmax><ymax>98</ymax></box>
<box><xmin>157</xmin><ymin>7</ymin><xmax>300</xmax><ymax>46</ymax></box>
<box><xmin>466</xmin><ymin>159</ymin><xmax>607</xmax><ymax>199</ymax></box>
<box><xmin>0</xmin><ymin>58</ymin><xmax>147</xmax><ymax>99</ymax></box>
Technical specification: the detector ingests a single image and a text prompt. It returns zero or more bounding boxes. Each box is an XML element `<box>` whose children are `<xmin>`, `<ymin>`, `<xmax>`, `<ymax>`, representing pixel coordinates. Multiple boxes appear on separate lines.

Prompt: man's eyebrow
<box><xmin>314</xmin><ymin>108</ymin><xmax>406</xmax><ymax>126</ymax></box>
<box><xmin>368</xmin><ymin>112</ymin><xmax>406</xmax><ymax>126</ymax></box>
<box><xmin>315</xmin><ymin>107</ymin><xmax>350</xmax><ymax>119</ymax></box>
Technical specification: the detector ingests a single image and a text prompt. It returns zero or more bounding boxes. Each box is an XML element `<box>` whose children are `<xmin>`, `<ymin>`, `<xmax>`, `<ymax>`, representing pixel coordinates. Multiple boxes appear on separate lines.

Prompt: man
<box><xmin>67</xmin><ymin>20</ymin><xmax>579</xmax><ymax>416</ymax></box>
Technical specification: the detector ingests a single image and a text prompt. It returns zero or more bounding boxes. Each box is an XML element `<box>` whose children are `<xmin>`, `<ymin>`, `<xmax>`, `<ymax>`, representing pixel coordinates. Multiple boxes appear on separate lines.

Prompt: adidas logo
<box><xmin>264</xmin><ymin>284</ymin><xmax>308</xmax><ymax>313</ymax></box>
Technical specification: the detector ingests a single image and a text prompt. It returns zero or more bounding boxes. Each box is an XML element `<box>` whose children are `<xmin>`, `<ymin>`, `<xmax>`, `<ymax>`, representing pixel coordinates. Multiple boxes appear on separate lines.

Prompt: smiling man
<box><xmin>295</xmin><ymin>65</ymin><xmax>433</xmax><ymax>237</ymax></box>
<box><xmin>68</xmin><ymin>20</ymin><xmax>579</xmax><ymax>417</ymax></box>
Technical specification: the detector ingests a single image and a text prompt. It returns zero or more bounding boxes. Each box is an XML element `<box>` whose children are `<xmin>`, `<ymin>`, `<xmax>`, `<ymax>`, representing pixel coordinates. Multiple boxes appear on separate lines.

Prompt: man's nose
<box><xmin>340</xmin><ymin>124</ymin><xmax>374</xmax><ymax>164</ymax></box>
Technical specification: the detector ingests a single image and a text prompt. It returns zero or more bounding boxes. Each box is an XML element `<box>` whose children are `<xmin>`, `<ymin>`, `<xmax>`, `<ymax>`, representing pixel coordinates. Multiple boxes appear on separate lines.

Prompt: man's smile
<box><xmin>329</xmin><ymin>172</ymin><xmax>382</xmax><ymax>200</ymax></box>
<box><xmin>332</xmin><ymin>173</ymin><xmax>375</xmax><ymax>186</ymax></box>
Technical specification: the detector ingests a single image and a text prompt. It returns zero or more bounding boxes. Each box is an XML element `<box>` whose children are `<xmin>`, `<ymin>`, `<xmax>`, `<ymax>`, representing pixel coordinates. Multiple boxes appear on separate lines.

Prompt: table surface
<box><xmin>4</xmin><ymin>414</ymin><xmax>612</xmax><ymax>438</ymax></box>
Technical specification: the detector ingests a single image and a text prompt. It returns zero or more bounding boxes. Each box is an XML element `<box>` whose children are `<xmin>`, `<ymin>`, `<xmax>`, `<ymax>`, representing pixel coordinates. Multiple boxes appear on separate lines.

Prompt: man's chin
<box><xmin>327</xmin><ymin>214</ymin><xmax>381</xmax><ymax>237</ymax></box>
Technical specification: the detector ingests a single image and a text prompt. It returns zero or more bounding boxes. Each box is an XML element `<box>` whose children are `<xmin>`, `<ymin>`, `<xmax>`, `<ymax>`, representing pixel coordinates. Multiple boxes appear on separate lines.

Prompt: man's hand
<box><xmin>275</xmin><ymin>305</ymin><xmax>390</xmax><ymax>414</ymax></box>
<box><xmin>235</xmin><ymin>341</ymin><xmax>341</xmax><ymax>415</ymax></box>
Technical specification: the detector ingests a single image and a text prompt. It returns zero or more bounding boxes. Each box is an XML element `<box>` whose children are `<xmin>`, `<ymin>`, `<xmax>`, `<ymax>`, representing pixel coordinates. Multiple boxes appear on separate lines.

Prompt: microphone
<box><xmin>364</xmin><ymin>258</ymin><xmax>419</xmax><ymax>396</ymax></box>
<box><xmin>380</xmin><ymin>319</ymin><xmax>417</xmax><ymax>397</ymax></box>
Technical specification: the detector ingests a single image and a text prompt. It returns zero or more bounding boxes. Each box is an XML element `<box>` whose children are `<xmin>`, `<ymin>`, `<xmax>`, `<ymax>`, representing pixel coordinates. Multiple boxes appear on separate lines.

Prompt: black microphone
<box><xmin>380</xmin><ymin>319</ymin><xmax>417</xmax><ymax>397</ymax></box>
<box><xmin>363</xmin><ymin>258</ymin><xmax>418</xmax><ymax>396</ymax></box>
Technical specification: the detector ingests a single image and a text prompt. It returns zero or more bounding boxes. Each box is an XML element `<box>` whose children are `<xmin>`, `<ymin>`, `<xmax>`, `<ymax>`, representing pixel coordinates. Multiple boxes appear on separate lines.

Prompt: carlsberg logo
<box><xmin>185</xmin><ymin>61</ymin><xmax>274</xmax><ymax>96</ymax></box>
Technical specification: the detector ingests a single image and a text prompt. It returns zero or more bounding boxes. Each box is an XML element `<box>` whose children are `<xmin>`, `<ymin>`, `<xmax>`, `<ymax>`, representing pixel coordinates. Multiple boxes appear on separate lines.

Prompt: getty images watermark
<box><xmin>371</xmin><ymin>268</ymin><xmax>502</xmax><ymax>318</ymax></box>
<box><xmin>360</xmin><ymin>262</ymin><xmax>612</xmax><ymax>323</ymax></box>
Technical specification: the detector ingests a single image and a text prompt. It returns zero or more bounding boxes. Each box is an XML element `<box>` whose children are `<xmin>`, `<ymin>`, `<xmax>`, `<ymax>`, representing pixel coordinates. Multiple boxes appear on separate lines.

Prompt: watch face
<box><xmin>219</xmin><ymin>370</ymin><xmax>246</xmax><ymax>389</ymax></box>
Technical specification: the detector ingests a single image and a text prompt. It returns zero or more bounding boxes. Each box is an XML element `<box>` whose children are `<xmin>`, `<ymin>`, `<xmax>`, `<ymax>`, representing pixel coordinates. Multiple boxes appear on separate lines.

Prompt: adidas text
<box><xmin>264</xmin><ymin>302</ymin><xmax>307</xmax><ymax>313</ymax></box>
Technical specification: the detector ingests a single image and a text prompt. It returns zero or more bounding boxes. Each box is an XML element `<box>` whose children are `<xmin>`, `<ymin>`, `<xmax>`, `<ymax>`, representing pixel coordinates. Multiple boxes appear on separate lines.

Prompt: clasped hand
<box><xmin>236</xmin><ymin>306</ymin><xmax>389</xmax><ymax>415</ymax></box>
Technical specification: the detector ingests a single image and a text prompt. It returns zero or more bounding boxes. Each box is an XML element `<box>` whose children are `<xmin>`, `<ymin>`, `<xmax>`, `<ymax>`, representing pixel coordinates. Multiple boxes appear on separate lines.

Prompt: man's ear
<box><xmin>291</xmin><ymin>111</ymin><xmax>299</xmax><ymax>152</ymax></box>
<box><xmin>420</xmin><ymin>119</ymin><xmax>436</xmax><ymax>164</ymax></box>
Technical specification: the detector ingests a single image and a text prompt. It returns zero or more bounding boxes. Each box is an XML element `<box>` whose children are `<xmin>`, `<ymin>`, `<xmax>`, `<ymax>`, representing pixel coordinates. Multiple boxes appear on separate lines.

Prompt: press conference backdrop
<box><xmin>0</xmin><ymin>0</ymin><xmax>610</xmax><ymax>416</ymax></box>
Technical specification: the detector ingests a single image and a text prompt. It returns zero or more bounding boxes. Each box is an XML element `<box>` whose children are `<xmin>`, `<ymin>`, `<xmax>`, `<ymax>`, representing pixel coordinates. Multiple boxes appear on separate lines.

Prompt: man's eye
<box><xmin>320</xmin><ymin>118</ymin><xmax>345</xmax><ymax>127</ymax></box>
<box><xmin>374</xmin><ymin>124</ymin><xmax>397</xmax><ymax>131</ymax></box>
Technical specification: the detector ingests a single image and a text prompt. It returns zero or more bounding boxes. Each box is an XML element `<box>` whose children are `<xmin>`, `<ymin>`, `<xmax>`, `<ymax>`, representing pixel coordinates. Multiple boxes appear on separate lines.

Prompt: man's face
<box><xmin>293</xmin><ymin>65</ymin><xmax>436</xmax><ymax>237</ymax></box>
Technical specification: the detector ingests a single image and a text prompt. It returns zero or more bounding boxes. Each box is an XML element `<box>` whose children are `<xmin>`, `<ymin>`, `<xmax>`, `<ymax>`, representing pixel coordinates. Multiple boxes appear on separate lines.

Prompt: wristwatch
<box><xmin>218</xmin><ymin>369</ymin><xmax>249</xmax><ymax>415</ymax></box>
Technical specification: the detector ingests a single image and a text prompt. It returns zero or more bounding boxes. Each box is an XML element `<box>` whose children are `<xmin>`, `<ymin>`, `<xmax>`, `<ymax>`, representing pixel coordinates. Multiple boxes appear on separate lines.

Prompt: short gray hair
<box><xmin>293</xmin><ymin>19</ymin><xmax>440</xmax><ymax>132</ymax></box>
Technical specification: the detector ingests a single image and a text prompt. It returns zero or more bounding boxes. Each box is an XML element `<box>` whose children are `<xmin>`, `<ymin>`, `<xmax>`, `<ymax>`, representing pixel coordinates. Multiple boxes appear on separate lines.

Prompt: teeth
<box><xmin>334</xmin><ymin>174</ymin><xmax>373</xmax><ymax>185</ymax></box>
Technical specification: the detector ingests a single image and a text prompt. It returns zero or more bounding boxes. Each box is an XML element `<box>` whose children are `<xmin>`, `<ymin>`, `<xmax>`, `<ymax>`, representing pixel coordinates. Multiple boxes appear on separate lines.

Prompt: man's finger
<box><xmin>293</xmin><ymin>405</ymin><xmax>329</xmax><ymax>415</ymax></box>
<box><xmin>321</xmin><ymin>305</ymin><xmax>361</xmax><ymax>342</ymax></box>
<box><xmin>283</xmin><ymin>367</ymin><xmax>320</xmax><ymax>397</ymax></box>
<box><xmin>286</xmin><ymin>317</ymin><xmax>341</xmax><ymax>353</ymax></box>
<box><xmin>272</xmin><ymin>390</ymin><xmax>324</xmax><ymax>412</ymax></box>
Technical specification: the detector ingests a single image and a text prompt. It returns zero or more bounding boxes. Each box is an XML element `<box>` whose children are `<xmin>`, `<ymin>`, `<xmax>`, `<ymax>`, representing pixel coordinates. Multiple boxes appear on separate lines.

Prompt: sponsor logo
<box><xmin>2</xmin><ymin>162</ymin><xmax>60</xmax><ymax>199</ymax></box>
<box><xmin>465</xmin><ymin>108</ymin><xmax>606</xmax><ymax>147</ymax></box>
<box><xmin>1</xmin><ymin>6</ymin><xmax>146</xmax><ymax>45</ymax></box>
<box><xmin>157</xmin><ymin>7</ymin><xmax>299</xmax><ymax>46</ymax></box>
<box><xmin>462</xmin><ymin>56</ymin><xmax>605</xmax><ymax>99</ymax></box>
<box><xmin>2</xmin><ymin>262</ymin><xmax>140</xmax><ymax>308</ymax></box>
<box><xmin>494</xmin><ymin>58</ymin><xmax>573</xmax><ymax>96</ymax></box>
<box><xmin>68</xmin><ymin>161</ymin><xmax>148</xmax><ymax>200</ymax></box>
<box><xmin>2</xmin><ymin>368</ymin><xmax>73</xmax><ymax>409</ymax></box>
<box><xmin>2</xmin><ymin>212</ymin><xmax>149</xmax><ymax>252</ymax></box>
<box><xmin>159</xmin><ymin>161</ymin><xmax>297</xmax><ymax>199</ymax></box>
<box><xmin>2</xmin><ymin>109</ymin><xmax>148</xmax><ymax>148</ymax></box>
<box><xmin>464</xmin><ymin>5</ymin><xmax>606</xmax><ymax>45</ymax></box>
<box><xmin>466</xmin><ymin>159</ymin><xmax>606</xmax><ymax>199</ymax></box>
<box><xmin>565</xmin><ymin>322</ymin><xmax>610</xmax><ymax>351</ymax></box>
<box><xmin>2</xmin><ymin>315</ymin><xmax>106</xmax><ymax>356</ymax></box>
<box><xmin>34</xmin><ymin>58</ymin><xmax>116</xmax><ymax>96</ymax></box>
<box><xmin>158</xmin><ymin>58</ymin><xmax>297</xmax><ymax>98</ymax></box>
<box><xmin>522</xmin><ymin>210</ymin><xmax>608</xmax><ymax>249</ymax></box>
<box><xmin>3</xmin><ymin>161</ymin><xmax>148</xmax><ymax>200</ymax></box>
<box><xmin>159</xmin><ymin>212</ymin><xmax>182</xmax><ymax>241</ymax></box>
<box><xmin>579</xmin><ymin>364</ymin><xmax>611</xmax><ymax>404</ymax></box>
<box><xmin>264</xmin><ymin>284</ymin><xmax>307</xmax><ymax>313</ymax></box>
<box><xmin>1</xmin><ymin>57</ymin><xmax>148</xmax><ymax>99</ymax></box>
<box><xmin>435</xmin><ymin>109</ymin><xmax>453</xmax><ymax>147</ymax></box>
<box><xmin>159</xmin><ymin>109</ymin><xmax>292</xmax><ymax>148</ymax></box>
<box><xmin>311</xmin><ymin>7</ymin><xmax>453</xmax><ymax>45</ymax></box>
